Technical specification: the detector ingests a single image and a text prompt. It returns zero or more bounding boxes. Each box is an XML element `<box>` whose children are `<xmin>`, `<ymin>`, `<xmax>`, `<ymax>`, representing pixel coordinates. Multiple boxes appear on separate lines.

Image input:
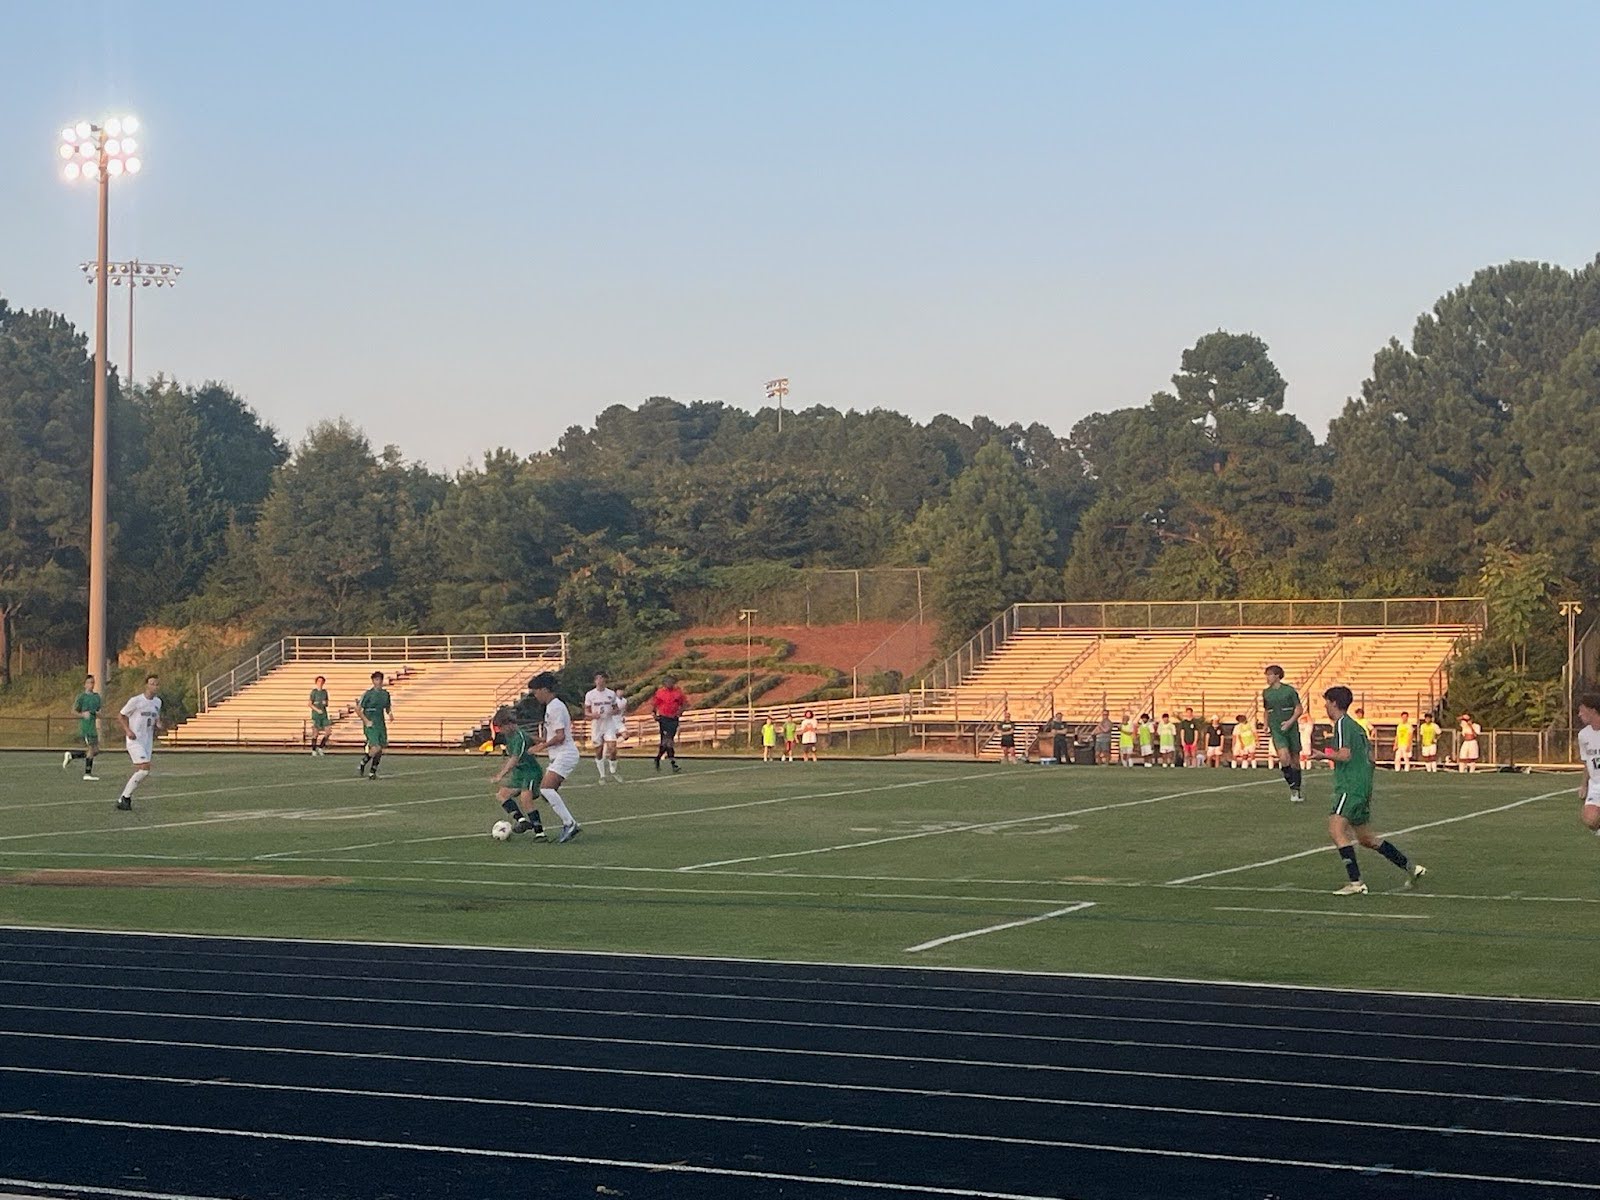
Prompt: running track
<box><xmin>0</xmin><ymin>928</ymin><xmax>1596</xmax><ymax>1199</ymax></box>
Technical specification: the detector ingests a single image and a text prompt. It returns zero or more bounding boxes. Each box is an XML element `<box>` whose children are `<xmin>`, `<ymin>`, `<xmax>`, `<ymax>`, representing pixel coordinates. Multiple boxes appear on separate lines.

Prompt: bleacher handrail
<box><xmin>1036</xmin><ymin>636</ymin><xmax>1103</xmax><ymax>710</ymax></box>
<box><xmin>925</xmin><ymin>606</ymin><xmax>1019</xmax><ymax>691</ymax></box>
<box><xmin>1008</xmin><ymin>597</ymin><xmax>1487</xmax><ymax>633</ymax></box>
<box><xmin>1138</xmin><ymin>636</ymin><xmax>1199</xmax><ymax>715</ymax></box>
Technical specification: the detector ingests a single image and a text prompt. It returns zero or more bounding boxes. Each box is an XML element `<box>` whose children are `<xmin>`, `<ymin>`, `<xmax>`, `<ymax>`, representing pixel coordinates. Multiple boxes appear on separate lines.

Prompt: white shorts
<box><xmin>589</xmin><ymin>717</ymin><xmax>620</xmax><ymax>746</ymax></box>
<box><xmin>548</xmin><ymin>746</ymin><xmax>582</xmax><ymax>778</ymax></box>
<box><xmin>1422</xmin><ymin>745</ymin><xmax>1438</xmax><ymax>758</ymax></box>
<box><xmin>126</xmin><ymin>738</ymin><xmax>153</xmax><ymax>764</ymax></box>
<box><xmin>1461</xmin><ymin>741</ymin><xmax>1480</xmax><ymax>761</ymax></box>
<box><xmin>1396</xmin><ymin>746</ymin><xmax>1413</xmax><ymax>759</ymax></box>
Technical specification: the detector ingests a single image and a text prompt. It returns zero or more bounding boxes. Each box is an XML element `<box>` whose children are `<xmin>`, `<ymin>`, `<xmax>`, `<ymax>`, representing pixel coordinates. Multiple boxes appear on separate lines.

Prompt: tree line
<box><xmin>2</xmin><ymin>256</ymin><xmax>1597</xmax><ymax>724</ymax></box>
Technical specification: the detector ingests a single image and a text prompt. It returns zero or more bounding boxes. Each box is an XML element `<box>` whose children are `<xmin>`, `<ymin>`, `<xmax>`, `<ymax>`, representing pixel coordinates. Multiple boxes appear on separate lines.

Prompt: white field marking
<box><xmin>1214</xmin><ymin>907</ymin><xmax>1432</xmax><ymax>921</ymax></box>
<box><xmin>8</xmin><ymin>996</ymin><xmax>1595</xmax><ymax>1075</ymax></box>
<box><xmin>681</xmin><ymin>778</ymin><xmax>1281</xmax><ymax>871</ymax></box>
<box><xmin>0</xmin><ymin>792</ymin><xmax>489</xmax><ymax>844</ymax></box>
<box><xmin>258</xmin><ymin>769</ymin><xmax>1012</xmax><ymax>859</ymax></box>
<box><xmin>0</xmin><ymin>1178</ymin><xmax>231</xmax><ymax>1200</ymax></box>
<box><xmin>1165</xmin><ymin>789</ymin><xmax>1570</xmax><ymax>885</ymax></box>
<box><xmin>13</xmin><ymin>948</ymin><xmax>1600</xmax><ymax>1037</ymax></box>
<box><xmin>9</xmin><ymin>1025</ymin><xmax>1600</xmax><ymax>1116</ymax></box>
<box><xmin>0</xmin><ymin>763</ymin><xmax>489</xmax><ymax>813</ymax></box>
<box><xmin>906</xmin><ymin>903</ymin><xmax>1098</xmax><ymax>953</ymax></box>
<box><xmin>15</xmin><ymin>969</ymin><xmax>1596</xmax><ymax>1053</ymax></box>
<box><xmin>5</xmin><ymin>1063</ymin><xmax>1595</xmax><ymax>1150</ymax></box>
<box><xmin>7</xmin><ymin>923</ymin><xmax>1600</xmax><ymax>1010</ymax></box>
<box><xmin>6</xmin><ymin>1112</ymin><xmax>1599</xmax><ymax>1195</ymax></box>
<box><xmin>0</xmin><ymin>1113</ymin><xmax>1055</xmax><ymax>1200</ymax></box>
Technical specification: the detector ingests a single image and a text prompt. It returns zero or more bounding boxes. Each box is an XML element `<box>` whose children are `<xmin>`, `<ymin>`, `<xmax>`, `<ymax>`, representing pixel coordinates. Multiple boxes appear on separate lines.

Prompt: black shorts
<box><xmin>657</xmin><ymin>716</ymin><xmax>681</xmax><ymax>741</ymax></box>
<box><xmin>999</xmin><ymin>734</ymin><xmax>1015</xmax><ymax>748</ymax></box>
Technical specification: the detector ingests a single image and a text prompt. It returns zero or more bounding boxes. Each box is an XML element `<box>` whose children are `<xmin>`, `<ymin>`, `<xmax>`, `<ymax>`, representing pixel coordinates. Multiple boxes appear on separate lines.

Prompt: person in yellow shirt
<box><xmin>1393</xmin><ymin>711</ymin><xmax>1415</xmax><ymax>771</ymax></box>
<box><xmin>760</xmin><ymin>715</ymin><xmax>778</xmax><ymax>762</ymax></box>
<box><xmin>1231</xmin><ymin>714</ymin><xmax>1257</xmax><ymax>768</ymax></box>
<box><xmin>1419</xmin><ymin>715</ymin><xmax>1441</xmax><ymax>772</ymax></box>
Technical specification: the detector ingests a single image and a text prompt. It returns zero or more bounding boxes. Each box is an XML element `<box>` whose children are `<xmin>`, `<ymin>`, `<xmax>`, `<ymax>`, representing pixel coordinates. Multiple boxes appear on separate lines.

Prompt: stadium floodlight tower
<box><xmin>59</xmin><ymin>114</ymin><xmax>143</xmax><ymax>689</ymax></box>
<box><xmin>765</xmin><ymin>378</ymin><xmax>789</xmax><ymax>432</ymax></box>
<box><xmin>80</xmin><ymin>259</ymin><xmax>182</xmax><ymax>387</ymax></box>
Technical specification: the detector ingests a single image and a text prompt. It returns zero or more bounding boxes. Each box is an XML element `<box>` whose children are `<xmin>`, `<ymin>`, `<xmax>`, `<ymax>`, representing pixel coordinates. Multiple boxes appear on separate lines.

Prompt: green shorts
<box><xmin>79</xmin><ymin>719</ymin><xmax>99</xmax><ymax>745</ymax></box>
<box><xmin>363</xmin><ymin>724</ymin><xmax>388</xmax><ymax>748</ymax></box>
<box><xmin>1268</xmin><ymin>722</ymin><xmax>1302</xmax><ymax>755</ymax></box>
<box><xmin>1331</xmin><ymin>791</ymin><xmax>1371</xmax><ymax>827</ymax></box>
<box><xmin>311</xmin><ymin>711</ymin><xmax>331</xmax><ymax>731</ymax></box>
<box><xmin>507</xmin><ymin>763</ymin><xmax>543</xmax><ymax>792</ymax></box>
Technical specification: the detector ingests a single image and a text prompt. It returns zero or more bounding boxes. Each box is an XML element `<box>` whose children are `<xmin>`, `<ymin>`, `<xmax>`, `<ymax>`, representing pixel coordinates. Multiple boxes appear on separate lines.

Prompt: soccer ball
<box><xmin>490</xmin><ymin>820</ymin><xmax>514</xmax><ymax>842</ymax></box>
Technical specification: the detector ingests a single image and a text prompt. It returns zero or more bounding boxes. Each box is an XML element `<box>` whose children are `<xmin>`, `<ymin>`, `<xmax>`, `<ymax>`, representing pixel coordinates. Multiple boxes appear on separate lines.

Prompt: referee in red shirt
<box><xmin>650</xmin><ymin>674</ymin><xmax>688</xmax><ymax>773</ymax></box>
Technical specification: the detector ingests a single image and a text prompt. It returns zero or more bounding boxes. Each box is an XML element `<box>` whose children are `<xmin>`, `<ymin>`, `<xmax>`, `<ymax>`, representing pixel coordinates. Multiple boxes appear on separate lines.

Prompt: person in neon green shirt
<box><xmin>761</xmin><ymin>715</ymin><xmax>778</xmax><ymax>762</ymax></box>
<box><xmin>1118</xmin><ymin>716</ymin><xmax>1135</xmax><ymax>766</ymax></box>
<box><xmin>1419</xmin><ymin>715</ymin><xmax>1441</xmax><ymax>772</ymax></box>
<box><xmin>1393</xmin><ymin>711</ymin><xmax>1415</xmax><ymax>771</ymax></box>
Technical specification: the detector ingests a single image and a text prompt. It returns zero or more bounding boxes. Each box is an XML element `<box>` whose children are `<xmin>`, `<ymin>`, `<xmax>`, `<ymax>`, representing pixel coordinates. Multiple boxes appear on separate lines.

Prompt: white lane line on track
<box><xmin>5</xmin><ymin>923</ymin><xmax>1597</xmax><ymax>1009</ymax></box>
<box><xmin>1214</xmin><ymin>907</ymin><xmax>1432</xmax><ymax>920</ymax></box>
<box><xmin>1165</xmin><ymin>790</ymin><xmax>1570</xmax><ymax>885</ymax></box>
<box><xmin>11</xmin><ymin>950</ymin><xmax>1600</xmax><ymax>1035</ymax></box>
<box><xmin>906</xmin><ymin>903</ymin><xmax>1097</xmax><ymax>953</ymax></box>
<box><xmin>5</xmin><ymin>999</ymin><xmax>1594</xmax><ymax>1077</ymax></box>
<box><xmin>4</xmin><ymin>1112</ymin><xmax>1597</xmax><ymax>1194</ymax></box>
<box><xmin>0</xmin><ymin>1177</ymin><xmax>230</xmax><ymax>1200</ymax></box>
<box><xmin>6</xmin><ymin>1030</ymin><xmax>1593</xmax><ymax>1113</ymax></box>
<box><xmin>257</xmin><ymin>769</ymin><xmax>1009</xmax><ymax>859</ymax></box>
<box><xmin>8</xmin><ymin>973</ymin><xmax>1595</xmax><ymax>1053</ymax></box>
<box><xmin>680</xmin><ymin>778</ymin><xmax>1280</xmax><ymax>871</ymax></box>
<box><xmin>3</xmin><ymin>1063</ymin><xmax>1592</xmax><ymax>1147</ymax></box>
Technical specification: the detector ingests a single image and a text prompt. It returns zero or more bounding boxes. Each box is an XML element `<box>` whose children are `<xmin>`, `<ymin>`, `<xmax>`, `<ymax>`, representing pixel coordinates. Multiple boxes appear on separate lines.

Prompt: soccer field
<box><xmin>0</xmin><ymin>752</ymin><xmax>1595</xmax><ymax>1000</ymax></box>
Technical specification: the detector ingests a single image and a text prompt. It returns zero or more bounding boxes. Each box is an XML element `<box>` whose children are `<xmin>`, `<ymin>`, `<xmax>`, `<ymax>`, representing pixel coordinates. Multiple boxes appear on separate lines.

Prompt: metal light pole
<box><xmin>59</xmin><ymin>116</ymin><xmax>143</xmax><ymax>688</ymax></box>
<box><xmin>1560</xmin><ymin>600</ymin><xmax>1584</xmax><ymax>728</ymax></box>
<box><xmin>765</xmin><ymin>378</ymin><xmax>789</xmax><ymax>433</ymax></box>
<box><xmin>80</xmin><ymin>260</ymin><xmax>182</xmax><ymax>388</ymax></box>
<box><xmin>739</xmin><ymin>608</ymin><xmax>759</xmax><ymax>739</ymax></box>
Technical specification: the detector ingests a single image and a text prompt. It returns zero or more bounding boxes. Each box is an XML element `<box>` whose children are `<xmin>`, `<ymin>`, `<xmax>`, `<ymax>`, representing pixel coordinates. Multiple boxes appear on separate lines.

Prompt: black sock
<box><xmin>1289</xmin><ymin>766</ymin><xmax>1303</xmax><ymax>790</ymax></box>
<box><xmin>1338</xmin><ymin>845</ymin><xmax>1361</xmax><ymax>882</ymax></box>
<box><xmin>501</xmin><ymin>798</ymin><xmax>523</xmax><ymax>820</ymax></box>
<box><xmin>359</xmin><ymin>753</ymin><xmax>371</xmax><ymax>770</ymax></box>
<box><xmin>1377</xmin><ymin>840</ymin><xmax>1409</xmax><ymax>870</ymax></box>
<box><xmin>84</xmin><ymin>755</ymin><xmax>94</xmax><ymax>774</ymax></box>
<box><xmin>1281</xmin><ymin>764</ymin><xmax>1295</xmax><ymax>788</ymax></box>
<box><xmin>370</xmin><ymin>750</ymin><xmax>383</xmax><ymax>774</ymax></box>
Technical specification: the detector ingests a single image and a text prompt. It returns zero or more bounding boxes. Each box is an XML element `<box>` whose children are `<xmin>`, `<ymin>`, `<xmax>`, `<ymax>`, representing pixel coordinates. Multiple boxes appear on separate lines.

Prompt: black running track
<box><xmin>0</xmin><ymin>929</ymin><xmax>1597</xmax><ymax>1200</ymax></box>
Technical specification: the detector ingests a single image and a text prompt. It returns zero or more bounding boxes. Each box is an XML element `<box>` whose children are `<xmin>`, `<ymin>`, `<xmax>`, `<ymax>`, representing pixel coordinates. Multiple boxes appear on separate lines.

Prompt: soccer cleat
<box><xmin>62</xmin><ymin>752</ymin><xmax>72</xmax><ymax>769</ymax></box>
<box><xmin>671</xmin><ymin>762</ymin><xmax>682</xmax><ymax>774</ymax></box>
<box><xmin>558</xmin><ymin>823</ymin><xmax>582</xmax><ymax>844</ymax></box>
<box><xmin>1406</xmin><ymin>864</ymin><xmax>1428</xmax><ymax>887</ymax></box>
<box><xmin>115</xmin><ymin>796</ymin><xmax>132</xmax><ymax>811</ymax></box>
<box><xmin>1334</xmin><ymin>881</ymin><xmax>1368</xmax><ymax>895</ymax></box>
<box><xmin>1289</xmin><ymin>790</ymin><xmax>1304</xmax><ymax>803</ymax></box>
<box><xmin>356</xmin><ymin>762</ymin><xmax>366</xmax><ymax>777</ymax></box>
<box><xmin>83</xmin><ymin>774</ymin><xmax>99</xmax><ymax>782</ymax></box>
<box><xmin>367</xmin><ymin>772</ymin><xmax>378</xmax><ymax>781</ymax></box>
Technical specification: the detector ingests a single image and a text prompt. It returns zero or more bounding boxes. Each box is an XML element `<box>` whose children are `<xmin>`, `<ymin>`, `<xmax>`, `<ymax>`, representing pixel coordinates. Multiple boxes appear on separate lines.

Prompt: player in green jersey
<box><xmin>62</xmin><ymin>675</ymin><xmax>102</xmax><ymax>780</ymax></box>
<box><xmin>1262</xmin><ymin>664</ymin><xmax>1306</xmax><ymax>802</ymax></box>
<box><xmin>1319</xmin><ymin>685</ymin><xmax>1427</xmax><ymax>895</ymax></box>
<box><xmin>490</xmin><ymin>706</ymin><xmax>546</xmax><ymax>839</ymax></box>
<box><xmin>308</xmin><ymin>676</ymin><xmax>332</xmax><ymax>756</ymax></box>
<box><xmin>357</xmin><ymin>670</ymin><xmax>392</xmax><ymax>779</ymax></box>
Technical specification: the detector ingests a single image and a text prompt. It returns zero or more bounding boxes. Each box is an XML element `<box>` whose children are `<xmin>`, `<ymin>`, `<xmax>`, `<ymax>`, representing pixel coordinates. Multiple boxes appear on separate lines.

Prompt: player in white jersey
<box><xmin>1577</xmin><ymin>693</ymin><xmax>1600</xmax><ymax>835</ymax></box>
<box><xmin>584</xmin><ymin>672</ymin><xmax>623</xmax><ymax>781</ymax></box>
<box><xmin>530</xmin><ymin>671</ymin><xmax>582</xmax><ymax>842</ymax></box>
<box><xmin>115</xmin><ymin>674</ymin><xmax>165</xmax><ymax>811</ymax></box>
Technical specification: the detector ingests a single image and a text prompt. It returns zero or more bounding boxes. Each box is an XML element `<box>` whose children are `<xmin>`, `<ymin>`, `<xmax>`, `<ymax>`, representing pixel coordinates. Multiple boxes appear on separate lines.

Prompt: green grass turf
<box><xmin>0</xmin><ymin>751</ymin><xmax>1596</xmax><ymax>999</ymax></box>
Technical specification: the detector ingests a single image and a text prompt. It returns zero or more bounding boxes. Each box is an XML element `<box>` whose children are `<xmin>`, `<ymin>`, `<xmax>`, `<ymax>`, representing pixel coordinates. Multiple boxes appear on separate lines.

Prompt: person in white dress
<box><xmin>530</xmin><ymin>672</ymin><xmax>582</xmax><ymax>843</ymax></box>
<box><xmin>115</xmin><ymin>674</ymin><xmax>165</xmax><ymax>811</ymax></box>
<box><xmin>584</xmin><ymin>672</ymin><xmax>623</xmax><ymax>782</ymax></box>
<box><xmin>1576</xmin><ymin>693</ymin><xmax>1600</xmax><ymax>835</ymax></box>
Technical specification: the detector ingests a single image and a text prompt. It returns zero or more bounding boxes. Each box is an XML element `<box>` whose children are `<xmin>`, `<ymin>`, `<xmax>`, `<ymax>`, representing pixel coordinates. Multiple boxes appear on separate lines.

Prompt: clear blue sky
<box><xmin>5</xmin><ymin>0</ymin><xmax>1598</xmax><ymax>469</ymax></box>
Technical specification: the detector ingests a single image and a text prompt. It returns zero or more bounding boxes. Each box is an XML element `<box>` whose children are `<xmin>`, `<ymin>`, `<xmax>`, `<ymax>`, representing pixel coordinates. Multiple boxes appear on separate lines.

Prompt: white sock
<box><xmin>608</xmin><ymin>758</ymin><xmax>619</xmax><ymax>775</ymax></box>
<box><xmin>541</xmin><ymin>787</ymin><xmax>575</xmax><ymax>826</ymax></box>
<box><xmin>594</xmin><ymin>756</ymin><xmax>606</xmax><ymax>779</ymax></box>
<box><xmin>124</xmin><ymin>768</ymin><xmax>149</xmax><ymax>796</ymax></box>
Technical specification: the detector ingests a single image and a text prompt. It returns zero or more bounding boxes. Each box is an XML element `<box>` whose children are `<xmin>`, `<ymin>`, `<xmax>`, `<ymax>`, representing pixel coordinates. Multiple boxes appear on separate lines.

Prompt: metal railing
<box><xmin>1011</xmin><ymin>597</ymin><xmax>1488</xmax><ymax>632</ymax></box>
<box><xmin>925</xmin><ymin>607</ymin><xmax>1021</xmax><ymax>690</ymax></box>
<box><xmin>201</xmin><ymin>633</ymin><xmax>567</xmax><ymax>711</ymax></box>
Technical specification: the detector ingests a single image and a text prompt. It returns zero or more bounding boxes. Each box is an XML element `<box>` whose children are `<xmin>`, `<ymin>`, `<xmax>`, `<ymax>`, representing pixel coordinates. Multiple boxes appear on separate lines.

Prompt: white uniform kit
<box><xmin>1579</xmin><ymin>725</ymin><xmax>1600</xmax><ymax>812</ymax></box>
<box><xmin>544</xmin><ymin>697</ymin><xmax>582</xmax><ymax>776</ymax></box>
<box><xmin>121</xmin><ymin>693</ymin><xmax>162</xmax><ymax>763</ymax></box>
<box><xmin>585</xmin><ymin>686</ymin><xmax>621</xmax><ymax>744</ymax></box>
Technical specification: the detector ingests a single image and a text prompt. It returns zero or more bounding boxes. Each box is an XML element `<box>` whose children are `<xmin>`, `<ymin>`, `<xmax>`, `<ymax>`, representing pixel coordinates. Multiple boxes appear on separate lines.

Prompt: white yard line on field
<box><xmin>678</xmin><ymin>778</ymin><xmax>1280</xmax><ymax>871</ymax></box>
<box><xmin>257</xmin><ymin>769</ymin><xmax>1009</xmax><ymax>860</ymax></box>
<box><xmin>1213</xmin><ymin>907</ymin><xmax>1431</xmax><ymax>920</ymax></box>
<box><xmin>905</xmin><ymin>902</ymin><xmax>1097</xmax><ymax>952</ymax></box>
<box><xmin>1164</xmin><ymin>790</ymin><xmax>1571</xmax><ymax>885</ymax></box>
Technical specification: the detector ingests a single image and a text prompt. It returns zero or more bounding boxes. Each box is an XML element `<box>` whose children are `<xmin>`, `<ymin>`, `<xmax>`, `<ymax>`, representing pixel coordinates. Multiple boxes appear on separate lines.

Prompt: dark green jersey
<box><xmin>1331</xmin><ymin>713</ymin><xmax>1374</xmax><ymax>801</ymax></box>
<box><xmin>74</xmin><ymin>692</ymin><xmax>102</xmax><ymax>719</ymax></box>
<box><xmin>1262</xmin><ymin>681</ymin><xmax>1301</xmax><ymax>726</ymax></box>
<box><xmin>505</xmin><ymin>726</ymin><xmax>537</xmax><ymax>769</ymax></box>
<box><xmin>359</xmin><ymin>688</ymin><xmax>391</xmax><ymax>726</ymax></box>
<box><xmin>309</xmin><ymin>688</ymin><xmax>329</xmax><ymax>712</ymax></box>
<box><xmin>1178</xmin><ymin>718</ymin><xmax>1199</xmax><ymax>743</ymax></box>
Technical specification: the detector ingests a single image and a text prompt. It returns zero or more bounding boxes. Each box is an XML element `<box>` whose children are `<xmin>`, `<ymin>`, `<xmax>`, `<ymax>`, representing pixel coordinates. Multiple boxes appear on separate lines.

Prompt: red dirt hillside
<box><xmin>645</xmin><ymin>621</ymin><xmax>939</xmax><ymax>707</ymax></box>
